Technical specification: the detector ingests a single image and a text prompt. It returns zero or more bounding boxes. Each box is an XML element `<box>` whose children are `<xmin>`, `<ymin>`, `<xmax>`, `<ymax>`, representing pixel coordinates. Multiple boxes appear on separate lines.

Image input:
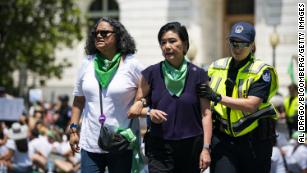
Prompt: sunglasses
<box><xmin>92</xmin><ymin>30</ymin><xmax>115</xmax><ymax>38</ymax></box>
<box><xmin>229</xmin><ymin>40</ymin><xmax>250</xmax><ymax>49</ymax></box>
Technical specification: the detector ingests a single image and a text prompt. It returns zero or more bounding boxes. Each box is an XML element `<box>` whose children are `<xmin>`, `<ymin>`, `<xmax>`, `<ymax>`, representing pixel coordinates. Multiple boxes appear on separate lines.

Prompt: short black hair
<box><xmin>288</xmin><ymin>83</ymin><xmax>298</xmax><ymax>90</ymax></box>
<box><xmin>59</xmin><ymin>95</ymin><xmax>69</xmax><ymax>102</ymax></box>
<box><xmin>157</xmin><ymin>22</ymin><xmax>189</xmax><ymax>54</ymax></box>
<box><xmin>85</xmin><ymin>17</ymin><xmax>136</xmax><ymax>56</ymax></box>
<box><xmin>15</xmin><ymin>139</ymin><xmax>28</xmax><ymax>153</ymax></box>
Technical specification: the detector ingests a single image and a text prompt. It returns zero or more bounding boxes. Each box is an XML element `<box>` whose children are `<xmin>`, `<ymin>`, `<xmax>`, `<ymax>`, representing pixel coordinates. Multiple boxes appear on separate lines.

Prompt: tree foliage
<box><xmin>0</xmin><ymin>0</ymin><xmax>83</xmax><ymax>95</ymax></box>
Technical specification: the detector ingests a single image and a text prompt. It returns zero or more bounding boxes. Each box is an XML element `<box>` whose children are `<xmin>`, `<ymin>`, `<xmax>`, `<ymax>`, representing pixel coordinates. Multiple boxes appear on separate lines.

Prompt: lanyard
<box><xmin>98</xmin><ymin>81</ymin><xmax>106</xmax><ymax>124</ymax></box>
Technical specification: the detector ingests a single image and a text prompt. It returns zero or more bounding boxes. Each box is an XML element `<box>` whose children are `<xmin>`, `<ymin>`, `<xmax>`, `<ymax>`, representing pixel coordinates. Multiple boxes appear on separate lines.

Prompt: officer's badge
<box><xmin>262</xmin><ymin>70</ymin><xmax>271</xmax><ymax>82</ymax></box>
<box><xmin>235</xmin><ymin>25</ymin><xmax>244</xmax><ymax>33</ymax></box>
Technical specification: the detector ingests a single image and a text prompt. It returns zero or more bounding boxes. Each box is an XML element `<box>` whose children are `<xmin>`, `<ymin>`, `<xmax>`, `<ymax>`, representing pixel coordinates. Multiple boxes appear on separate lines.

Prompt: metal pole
<box><xmin>270</xmin><ymin>25</ymin><xmax>279</xmax><ymax>68</ymax></box>
<box><xmin>272</xmin><ymin>46</ymin><xmax>276</xmax><ymax>67</ymax></box>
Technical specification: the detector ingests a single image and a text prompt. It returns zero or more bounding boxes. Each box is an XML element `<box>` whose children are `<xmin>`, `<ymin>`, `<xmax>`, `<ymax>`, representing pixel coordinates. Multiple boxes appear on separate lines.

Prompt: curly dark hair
<box><xmin>158</xmin><ymin>22</ymin><xmax>189</xmax><ymax>55</ymax></box>
<box><xmin>85</xmin><ymin>17</ymin><xmax>136</xmax><ymax>56</ymax></box>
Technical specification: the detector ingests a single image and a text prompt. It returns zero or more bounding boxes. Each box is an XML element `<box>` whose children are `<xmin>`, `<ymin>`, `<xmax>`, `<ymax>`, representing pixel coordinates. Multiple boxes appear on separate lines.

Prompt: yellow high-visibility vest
<box><xmin>283</xmin><ymin>96</ymin><xmax>298</xmax><ymax>121</ymax></box>
<box><xmin>208</xmin><ymin>56</ymin><xmax>279</xmax><ymax>137</ymax></box>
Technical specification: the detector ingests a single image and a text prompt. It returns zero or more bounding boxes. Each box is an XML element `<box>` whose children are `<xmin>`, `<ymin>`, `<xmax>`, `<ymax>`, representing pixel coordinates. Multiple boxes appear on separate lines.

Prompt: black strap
<box><xmin>292</xmin><ymin>144</ymin><xmax>302</xmax><ymax>155</ymax></box>
<box><xmin>279</xmin><ymin>147</ymin><xmax>289</xmax><ymax>171</ymax></box>
<box><xmin>98</xmin><ymin>82</ymin><xmax>103</xmax><ymax>116</ymax></box>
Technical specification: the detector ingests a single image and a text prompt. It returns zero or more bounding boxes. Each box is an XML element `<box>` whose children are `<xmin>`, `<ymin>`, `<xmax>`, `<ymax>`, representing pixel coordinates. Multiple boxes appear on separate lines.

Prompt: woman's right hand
<box><xmin>128</xmin><ymin>100</ymin><xmax>143</xmax><ymax>118</ymax></box>
<box><xmin>199</xmin><ymin>149</ymin><xmax>211</xmax><ymax>171</ymax></box>
<box><xmin>149</xmin><ymin>109</ymin><xmax>167</xmax><ymax>124</ymax></box>
<box><xmin>69</xmin><ymin>130</ymin><xmax>80</xmax><ymax>153</ymax></box>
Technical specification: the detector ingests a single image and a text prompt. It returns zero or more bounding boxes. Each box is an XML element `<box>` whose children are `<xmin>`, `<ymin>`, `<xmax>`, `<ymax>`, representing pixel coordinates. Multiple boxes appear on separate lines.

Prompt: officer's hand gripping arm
<box><xmin>197</xmin><ymin>83</ymin><xmax>221</xmax><ymax>105</ymax></box>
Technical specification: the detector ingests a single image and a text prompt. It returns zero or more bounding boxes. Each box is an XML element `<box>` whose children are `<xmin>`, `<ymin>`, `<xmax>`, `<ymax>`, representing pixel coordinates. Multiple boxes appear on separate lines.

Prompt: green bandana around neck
<box><xmin>162</xmin><ymin>59</ymin><xmax>188</xmax><ymax>97</ymax></box>
<box><xmin>94</xmin><ymin>53</ymin><xmax>121</xmax><ymax>88</ymax></box>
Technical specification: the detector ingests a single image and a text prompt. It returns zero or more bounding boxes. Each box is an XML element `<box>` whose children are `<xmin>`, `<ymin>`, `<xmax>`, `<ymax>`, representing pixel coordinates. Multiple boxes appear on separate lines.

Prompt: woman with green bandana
<box><xmin>68</xmin><ymin>17</ymin><xmax>143</xmax><ymax>173</ymax></box>
<box><xmin>128</xmin><ymin>22</ymin><xmax>212</xmax><ymax>173</ymax></box>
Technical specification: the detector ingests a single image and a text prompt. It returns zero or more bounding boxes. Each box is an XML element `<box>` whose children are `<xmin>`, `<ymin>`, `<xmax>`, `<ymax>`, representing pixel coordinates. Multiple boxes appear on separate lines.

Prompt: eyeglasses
<box><xmin>229</xmin><ymin>40</ymin><xmax>250</xmax><ymax>49</ymax></box>
<box><xmin>92</xmin><ymin>30</ymin><xmax>115</xmax><ymax>38</ymax></box>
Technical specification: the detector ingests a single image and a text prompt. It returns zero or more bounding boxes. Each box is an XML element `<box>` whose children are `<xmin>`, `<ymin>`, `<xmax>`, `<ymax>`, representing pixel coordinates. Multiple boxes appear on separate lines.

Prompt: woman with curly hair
<box><xmin>68</xmin><ymin>17</ymin><xmax>143</xmax><ymax>173</ymax></box>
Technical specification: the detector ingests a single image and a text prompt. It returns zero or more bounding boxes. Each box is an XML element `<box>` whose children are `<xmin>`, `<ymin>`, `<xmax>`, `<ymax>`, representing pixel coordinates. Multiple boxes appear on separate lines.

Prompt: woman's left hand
<box><xmin>149</xmin><ymin>109</ymin><xmax>167</xmax><ymax>124</ymax></box>
<box><xmin>199</xmin><ymin>149</ymin><xmax>211</xmax><ymax>171</ymax></box>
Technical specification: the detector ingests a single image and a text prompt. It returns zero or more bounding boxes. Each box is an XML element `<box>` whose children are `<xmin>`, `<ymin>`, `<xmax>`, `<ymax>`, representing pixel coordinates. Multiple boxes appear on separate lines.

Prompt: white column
<box><xmin>198</xmin><ymin>0</ymin><xmax>224</xmax><ymax>67</ymax></box>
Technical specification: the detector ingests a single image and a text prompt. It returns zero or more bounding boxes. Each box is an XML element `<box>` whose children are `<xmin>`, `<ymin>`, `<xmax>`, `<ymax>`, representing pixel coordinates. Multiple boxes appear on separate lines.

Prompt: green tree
<box><xmin>0</xmin><ymin>0</ymin><xmax>83</xmax><ymax>97</ymax></box>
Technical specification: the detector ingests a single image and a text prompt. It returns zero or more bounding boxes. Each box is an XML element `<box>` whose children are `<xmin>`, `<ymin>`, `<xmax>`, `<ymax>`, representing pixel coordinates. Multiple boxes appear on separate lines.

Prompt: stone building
<box><xmin>39</xmin><ymin>0</ymin><xmax>303</xmax><ymax>101</ymax></box>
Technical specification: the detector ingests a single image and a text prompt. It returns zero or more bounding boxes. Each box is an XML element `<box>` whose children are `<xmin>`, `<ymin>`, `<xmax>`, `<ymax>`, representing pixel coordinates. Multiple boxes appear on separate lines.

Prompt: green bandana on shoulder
<box><xmin>162</xmin><ymin>59</ymin><xmax>188</xmax><ymax>97</ymax></box>
<box><xmin>94</xmin><ymin>53</ymin><xmax>121</xmax><ymax>88</ymax></box>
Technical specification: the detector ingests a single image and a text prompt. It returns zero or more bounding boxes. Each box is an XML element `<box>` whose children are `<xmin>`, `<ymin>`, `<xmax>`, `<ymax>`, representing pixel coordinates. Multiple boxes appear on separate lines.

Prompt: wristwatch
<box><xmin>69</xmin><ymin>123</ymin><xmax>79</xmax><ymax>134</ymax></box>
<box><xmin>146</xmin><ymin>107</ymin><xmax>151</xmax><ymax>116</ymax></box>
<box><xmin>140</xmin><ymin>98</ymin><xmax>147</xmax><ymax>107</ymax></box>
<box><xmin>203</xmin><ymin>144</ymin><xmax>211</xmax><ymax>151</ymax></box>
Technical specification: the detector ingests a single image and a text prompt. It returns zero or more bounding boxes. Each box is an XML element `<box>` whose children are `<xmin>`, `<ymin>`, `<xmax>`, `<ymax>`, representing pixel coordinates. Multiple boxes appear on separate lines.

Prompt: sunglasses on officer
<box><xmin>92</xmin><ymin>30</ymin><xmax>115</xmax><ymax>38</ymax></box>
<box><xmin>229</xmin><ymin>40</ymin><xmax>250</xmax><ymax>49</ymax></box>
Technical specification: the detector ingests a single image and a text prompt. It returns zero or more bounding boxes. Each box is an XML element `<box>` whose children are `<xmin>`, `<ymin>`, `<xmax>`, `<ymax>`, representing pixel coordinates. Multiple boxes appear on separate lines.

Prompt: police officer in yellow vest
<box><xmin>284</xmin><ymin>83</ymin><xmax>298</xmax><ymax>137</ymax></box>
<box><xmin>197</xmin><ymin>22</ymin><xmax>279</xmax><ymax>173</ymax></box>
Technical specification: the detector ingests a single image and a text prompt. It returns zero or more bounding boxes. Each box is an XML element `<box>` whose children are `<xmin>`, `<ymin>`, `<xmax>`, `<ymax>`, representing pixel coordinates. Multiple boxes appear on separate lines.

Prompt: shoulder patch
<box><xmin>262</xmin><ymin>70</ymin><xmax>271</xmax><ymax>82</ymax></box>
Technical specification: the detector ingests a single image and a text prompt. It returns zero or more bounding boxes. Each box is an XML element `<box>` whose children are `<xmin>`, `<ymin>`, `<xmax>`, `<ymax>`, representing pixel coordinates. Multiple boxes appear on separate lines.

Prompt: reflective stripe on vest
<box><xmin>215</xmin><ymin>105</ymin><xmax>276</xmax><ymax>136</ymax></box>
<box><xmin>238</xmin><ymin>79</ymin><xmax>249</xmax><ymax>117</ymax></box>
<box><xmin>242</xmin><ymin>60</ymin><xmax>267</xmax><ymax>74</ymax></box>
<box><xmin>210</xmin><ymin>76</ymin><xmax>222</xmax><ymax>92</ymax></box>
<box><xmin>212</xmin><ymin>58</ymin><xmax>231</xmax><ymax>69</ymax></box>
<box><xmin>231</xmin><ymin>105</ymin><xmax>276</xmax><ymax>132</ymax></box>
<box><xmin>208</xmin><ymin>57</ymin><xmax>278</xmax><ymax>137</ymax></box>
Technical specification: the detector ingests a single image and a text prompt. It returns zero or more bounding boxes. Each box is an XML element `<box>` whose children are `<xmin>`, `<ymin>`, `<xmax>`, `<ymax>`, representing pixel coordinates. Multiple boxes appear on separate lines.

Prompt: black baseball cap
<box><xmin>229</xmin><ymin>22</ymin><xmax>255</xmax><ymax>43</ymax></box>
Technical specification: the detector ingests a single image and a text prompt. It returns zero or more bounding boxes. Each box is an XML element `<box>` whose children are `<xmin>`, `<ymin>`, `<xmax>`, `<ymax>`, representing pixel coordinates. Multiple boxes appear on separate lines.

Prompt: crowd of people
<box><xmin>0</xmin><ymin>18</ymin><xmax>305</xmax><ymax>173</ymax></box>
<box><xmin>0</xmin><ymin>95</ymin><xmax>80</xmax><ymax>173</ymax></box>
<box><xmin>270</xmin><ymin>83</ymin><xmax>307</xmax><ymax>173</ymax></box>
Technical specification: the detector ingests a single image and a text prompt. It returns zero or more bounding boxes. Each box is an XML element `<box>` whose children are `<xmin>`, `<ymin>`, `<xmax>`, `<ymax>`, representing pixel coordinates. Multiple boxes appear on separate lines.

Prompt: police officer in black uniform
<box><xmin>197</xmin><ymin>22</ymin><xmax>279</xmax><ymax>173</ymax></box>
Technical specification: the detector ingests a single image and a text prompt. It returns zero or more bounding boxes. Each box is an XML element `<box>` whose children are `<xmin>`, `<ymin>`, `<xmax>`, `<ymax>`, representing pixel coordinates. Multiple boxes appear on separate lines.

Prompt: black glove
<box><xmin>196</xmin><ymin>83</ymin><xmax>221</xmax><ymax>105</ymax></box>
